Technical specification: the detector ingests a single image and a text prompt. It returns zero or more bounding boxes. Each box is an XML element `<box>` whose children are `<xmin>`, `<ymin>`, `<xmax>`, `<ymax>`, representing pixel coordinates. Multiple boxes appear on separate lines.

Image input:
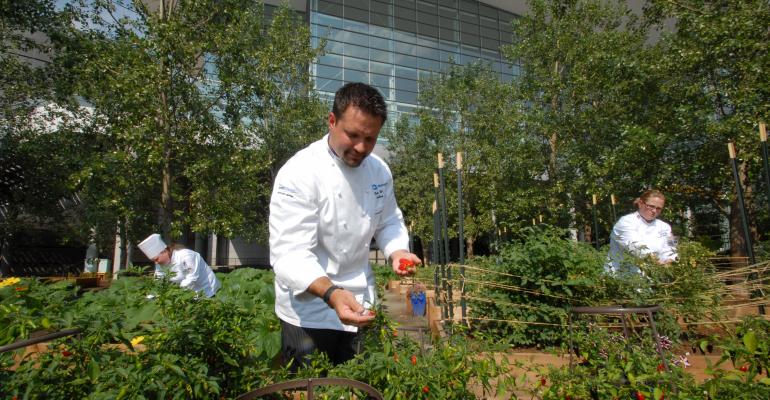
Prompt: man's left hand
<box><xmin>390</xmin><ymin>250</ymin><xmax>421</xmax><ymax>276</ymax></box>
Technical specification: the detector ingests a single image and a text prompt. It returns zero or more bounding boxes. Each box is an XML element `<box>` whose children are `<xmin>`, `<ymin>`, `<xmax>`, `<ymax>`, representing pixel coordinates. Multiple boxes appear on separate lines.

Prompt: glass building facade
<box><xmin>309</xmin><ymin>0</ymin><xmax>519</xmax><ymax>123</ymax></box>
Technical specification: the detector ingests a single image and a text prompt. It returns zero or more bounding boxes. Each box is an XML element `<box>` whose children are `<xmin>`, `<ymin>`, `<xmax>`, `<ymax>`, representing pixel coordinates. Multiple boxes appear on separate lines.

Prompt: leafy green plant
<box><xmin>469</xmin><ymin>226</ymin><xmax>607</xmax><ymax>347</ymax></box>
<box><xmin>701</xmin><ymin>317</ymin><xmax>770</xmax><ymax>399</ymax></box>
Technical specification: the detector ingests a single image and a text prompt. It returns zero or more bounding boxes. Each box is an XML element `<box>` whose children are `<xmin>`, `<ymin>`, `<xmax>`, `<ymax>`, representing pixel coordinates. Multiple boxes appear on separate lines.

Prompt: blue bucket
<box><xmin>410</xmin><ymin>292</ymin><xmax>426</xmax><ymax>316</ymax></box>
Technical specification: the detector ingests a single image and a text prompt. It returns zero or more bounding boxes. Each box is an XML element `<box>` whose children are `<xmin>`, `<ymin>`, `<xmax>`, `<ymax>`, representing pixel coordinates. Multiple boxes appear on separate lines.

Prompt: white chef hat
<box><xmin>138</xmin><ymin>233</ymin><xmax>166</xmax><ymax>260</ymax></box>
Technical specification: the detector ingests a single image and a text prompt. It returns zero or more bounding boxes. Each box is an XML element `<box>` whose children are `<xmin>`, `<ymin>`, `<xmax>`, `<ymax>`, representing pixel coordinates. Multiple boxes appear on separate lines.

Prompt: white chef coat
<box><xmin>269</xmin><ymin>134</ymin><xmax>410</xmax><ymax>332</ymax></box>
<box><xmin>166</xmin><ymin>248</ymin><xmax>221</xmax><ymax>298</ymax></box>
<box><xmin>607</xmin><ymin>212</ymin><xmax>678</xmax><ymax>274</ymax></box>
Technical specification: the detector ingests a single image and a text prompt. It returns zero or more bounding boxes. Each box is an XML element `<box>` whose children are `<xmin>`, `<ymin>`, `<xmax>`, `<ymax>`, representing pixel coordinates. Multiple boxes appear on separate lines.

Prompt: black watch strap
<box><xmin>322</xmin><ymin>285</ymin><xmax>343</xmax><ymax>306</ymax></box>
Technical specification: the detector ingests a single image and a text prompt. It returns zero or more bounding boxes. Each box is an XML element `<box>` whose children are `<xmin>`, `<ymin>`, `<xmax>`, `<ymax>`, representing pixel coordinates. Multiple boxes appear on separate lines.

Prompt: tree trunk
<box><xmin>466</xmin><ymin>237</ymin><xmax>474</xmax><ymax>257</ymax></box>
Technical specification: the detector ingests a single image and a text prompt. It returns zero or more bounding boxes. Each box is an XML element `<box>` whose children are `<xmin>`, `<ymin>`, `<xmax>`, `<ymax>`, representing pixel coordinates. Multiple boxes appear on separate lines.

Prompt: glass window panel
<box><xmin>482</xmin><ymin>48</ymin><xmax>499</xmax><ymax>61</ymax></box>
<box><xmin>343</xmin><ymin>18</ymin><xmax>368</xmax><ymax>33</ymax></box>
<box><xmin>460</xmin><ymin>21</ymin><xmax>477</xmax><ymax>34</ymax></box>
<box><xmin>440</xmin><ymin>49</ymin><xmax>457</xmax><ymax>63</ymax></box>
<box><xmin>478</xmin><ymin>3</ymin><xmax>497</xmax><ymax>19</ymax></box>
<box><xmin>418</xmin><ymin>58</ymin><xmax>440</xmax><ymax>71</ymax></box>
<box><xmin>370</xmin><ymin>72</ymin><xmax>391</xmax><ymax>89</ymax></box>
<box><xmin>317</xmin><ymin>64</ymin><xmax>343</xmax><ymax>80</ymax></box>
<box><xmin>344</xmin><ymin>4</ymin><xmax>368</xmax><ymax>24</ymax></box>
<box><xmin>319</xmin><ymin>0</ymin><xmax>343</xmax><ymax>18</ymax></box>
<box><xmin>415</xmin><ymin>35</ymin><xmax>438</xmax><ymax>47</ymax></box>
<box><xmin>325</xmin><ymin>40</ymin><xmax>344</xmax><ymax>54</ymax></box>
<box><xmin>344</xmin><ymin>30</ymin><xmax>370</xmax><ymax>45</ymax></box>
<box><xmin>439</xmin><ymin>16</ymin><xmax>458</xmax><ymax>30</ymax></box>
<box><xmin>394</xmin><ymin>5</ymin><xmax>415</xmax><ymax>20</ymax></box>
<box><xmin>481</xmin><ymin>37</ymin><xmax>499</xmax><ymax>51</ymax></box>
<box><xmin>460</xmin><ymin>10</ymin><xmax>476</xmax><ymax>24</ymax></box>
<box><xmin>394</xmin><ymin>30</ymin><xmax>417</xmax><ymax>42</ymax></box>
<box><xmin>370</xmin><ymin>36</ymin><xmax>392</xmax><ymax>51</ymax></box>
<box><xmin>395</xmin><ymin>89</ymin><xmax>418</xmax><ymax>104</ymax></box>
<box><xmin>480</xmin><ymin>18</ymin><xmax>498</xmax><ymax>37</ymax></box>
<box><xmin>417</xmin><ymin>0</ymin><xmax>437</xmax><ymax>14</ymax></box>
<box><xmin>416</xmin><ymin>44</ymin><xmax>440</xmax><ymax>61</ymax></box>
<box><xmin>439</xmin><ymin>5</ymin><xmax>457</xmax><ymax>18</ymax></box>
<box><xmin>394</xmin><ymin>0</ymin><xmax>415</xmax><ymax>8</ymax></box>
<box><xmin>344</xmin><ymin>43</ymin><xmax>369</xmax><ymax>59</ymax></box>
<box><xmin>440</xmin><ymin>27</ymin><xmax>458</xmax><ymax>42</ymax></box>
<box><xmin>418</xmin><ymin>23</ymin><xmax>438</xmax><ymax>38</ymax></box>
<box><xmin>318</xmin><ymin>53</ymin><xmax>343</xmax><ymax>67</ymax></box>
<box><xmin>370</xmin><ymin>48</ymin><xmax>394</xmax><ymax>63</ymax></box>
<box><xmin>417</xmin><ymin>11</ymin><xmax>438</xmax><ymax>26</ymax></box>
<box><xmin>396</xmin><ymin>66</ymin><xmax>417</xmax><ymax>80</ymax></box>
<box><xmin>461</xmin><ymin>32</ymin><xmax>479</xmax><ymax>46</ymax></box>
<box><xmin>346</xmin><ymin>56</ymin><xmax>369</xmax><ymax>72</ymax></box>
<box><xmin>345</xmin><ymin>69</ymin><xmax>369</xmax><ymax>83</ymax></box>
<box><xmin>371</xmin><ymin>0</ymin><xmax>392</xmax><ymax>14</ymax></box>
<box><xmin>500</xmin><ymin>32</ymin><xmax>513</xmax><ymax>45</ymax></box>
<box><xmin>459</xmin><ymin>0</ymin><xmax>476</xmax><ymax>13</ymax></box>
<box><xmin>316</xmin><ymin>78</ymin><xmax>343</xmax><ymax>93</ymax></box>
<box><xmin>499</xmin><ymin>20</ymin><xmax>513</xmax><ymax>34</ymax></box>
<box><xmin>395</xmin><ymin>53</ymin><xmax>420</xmax><ymax>68</ymax></box>
<box><xmin>370</xmin><ymin>24</ymin><xmax>391</xmax><ymax>38</ymax></box>
<box><xmin>395</xmin><ymin>41</ymin><xmax>417</xmax><ymax>56</ymax></box>
<box><xmin>439</xmin><ymin>39</ymin><xmax>459</xmax><ymax>51</ymax></box>
<box><xmin>394</xmin><ymin>17</ymin><xmax>416</xmax><ymax>33</ymax></box>
<box><xmin>396</xmin><ymin>77</ymin><xmax>418</xmax><ymax>92</ymax></box>
<box><xmin>370</xmin><ymin>61</ymin><xmax>393</xmax><ymax>76</ymax></box>
<box><xmin>461</xmin><ymin>44</ymin><xmax>480</xmax><ymax>57</ymax></box>
<box><xmin>315</xmin><ymin>13</ymin><xmax>343</xmax><ymax>28</ymax></box>
<box><xmin>370</xmin><ymin>11</ymin><xmax>392</xmax><ymax>28</ymax></box>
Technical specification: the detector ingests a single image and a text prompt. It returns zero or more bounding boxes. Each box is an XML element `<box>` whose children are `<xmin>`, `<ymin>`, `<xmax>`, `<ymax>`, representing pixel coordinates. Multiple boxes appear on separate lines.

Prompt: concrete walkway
<box><xmin>380</xmin><ymin>281</ymin><xmax>431</xmax><ymax>349</ymax></box>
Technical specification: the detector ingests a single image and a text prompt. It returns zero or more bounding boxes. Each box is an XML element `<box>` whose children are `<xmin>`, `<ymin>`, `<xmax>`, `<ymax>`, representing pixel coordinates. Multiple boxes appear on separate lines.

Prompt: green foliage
<box><xmin>296</xmin><ymin>318</ymin><xmax>514</xmax><ymax>400</ymax></box>
<box><xmin>2</xmin><ymin>268</ymin><xmax>285</xmax><ymax>399</ymax></box>
<box><xmin>701</xmin><ymin>317</ymin><xmax>770</xmax><ymax>399</ymax></box>
<box><xmin>468</xmin><ymin>226</ymin><xmax>723</xmax><ymax>347</ymax></box>
<box><xmin>470</xmin><ymin>226</ymin><xmax>607</xmax><ymax>346</ymax></box>
<box><xmin>528</xmin><ymin>325</ymin><xmax>702</xmax><ymax>400</ymax></box>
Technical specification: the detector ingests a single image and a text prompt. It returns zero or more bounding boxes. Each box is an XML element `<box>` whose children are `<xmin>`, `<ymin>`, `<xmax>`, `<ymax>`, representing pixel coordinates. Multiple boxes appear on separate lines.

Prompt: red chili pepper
<box><xmin>739</xmin><ymin>364</ymin><xmax>749</xmax><ymax>372</ymax></box>
<box><xmin>62</xmin><ymin>350</ymin><xmax>72</xmax><ymax>357</ymax></box>
<box><xmin>540</xmin><ymin>377</ymin><xmax>546</xmax><ymax>386</ymax></box>
<box><xmin>657</xmin><ymin>363</ymin><xmax>665</xmax><ymax>372</ymax></box>
<box><xmin>411</xmin><ymin>355</ymin><xmax>417</xmax><ymax>365</ymax></box>
<box><xmin>422</xmin><ymin>385</ymin><xmax>429</xmax><ymax>393</ymax></box>
<box><xmin>635</xmin><ymin>391</ymin><xmax>645</xmax><ymax>400</ymax></box>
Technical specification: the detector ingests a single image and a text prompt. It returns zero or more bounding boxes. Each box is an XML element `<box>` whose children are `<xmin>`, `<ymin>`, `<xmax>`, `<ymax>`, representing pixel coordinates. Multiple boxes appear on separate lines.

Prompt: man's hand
<box><xmin>327</xmin><ymin>288</ymin><xmax>376</xmax><ymax>327</ymax></box>
<box><xmin>307</xmin><ymin>277</ymin><xmax>375</xmax><ymax>327</ymax></box>
<box><xmin>390</xmin><ymin>250</ymin><xmax>422</xmax><ymax>276</ymax></box>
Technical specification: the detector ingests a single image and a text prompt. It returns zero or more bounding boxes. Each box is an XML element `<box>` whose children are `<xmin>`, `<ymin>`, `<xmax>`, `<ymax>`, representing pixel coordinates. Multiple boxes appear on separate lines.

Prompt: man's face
<box><xmin>152</xmin><ymin>249</ymin><xmax>171</xmax><ymax>266</ymax></box>
<box><xmin>328</xmin><ymin>106</ymin><xmax>383</xmax><ymax>167</ymax></box>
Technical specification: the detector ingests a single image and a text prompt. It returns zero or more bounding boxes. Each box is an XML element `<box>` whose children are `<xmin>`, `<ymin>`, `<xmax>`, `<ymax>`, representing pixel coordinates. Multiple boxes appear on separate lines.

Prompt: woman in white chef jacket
<box><xmin>607</xmin><ymin>189</ymin><xmax>678</xmax><ymax>275</ymax></box>
<box><xmin>138</xmin><ymin>233</ymin><xmax>221</xmax><ymax>298</ymax></box>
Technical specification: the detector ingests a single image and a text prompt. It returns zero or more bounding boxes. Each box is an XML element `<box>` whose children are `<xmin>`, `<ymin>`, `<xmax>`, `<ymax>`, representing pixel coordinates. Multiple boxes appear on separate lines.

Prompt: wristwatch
<box><xmin>322</xmin><ymin>285</ymin><xmax>343</xmax><ymax>306</ymax></box>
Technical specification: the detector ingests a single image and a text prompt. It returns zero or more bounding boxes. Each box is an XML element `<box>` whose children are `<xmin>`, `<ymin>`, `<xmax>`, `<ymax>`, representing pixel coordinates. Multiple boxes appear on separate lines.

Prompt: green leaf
<box><xmin>743</xmin><ymin>331</ymin><xmax>757</xmax><ymax>353</ymax></box>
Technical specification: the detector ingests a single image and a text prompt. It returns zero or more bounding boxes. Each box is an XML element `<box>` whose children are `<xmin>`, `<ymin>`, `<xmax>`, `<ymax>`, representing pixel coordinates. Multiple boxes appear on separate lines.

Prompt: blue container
<box><xmin>410</xmin><ymin>292</ymin><xmax>426</xmax><ymax>316</ymax></box>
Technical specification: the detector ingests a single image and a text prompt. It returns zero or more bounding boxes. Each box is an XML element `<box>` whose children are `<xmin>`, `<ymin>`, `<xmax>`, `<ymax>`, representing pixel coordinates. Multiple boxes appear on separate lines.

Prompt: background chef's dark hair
<box><xmin>332</xmin><ymin>82</ymin><xmax>387</xmax><ymax>124</ymax></box>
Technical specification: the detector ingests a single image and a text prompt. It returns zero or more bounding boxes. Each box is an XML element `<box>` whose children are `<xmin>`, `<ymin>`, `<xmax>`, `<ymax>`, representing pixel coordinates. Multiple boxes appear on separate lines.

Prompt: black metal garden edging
<box><xmin>0</xmin><ymin>328</ymin><xmax>82</xmax><ymax>354</ymax></box>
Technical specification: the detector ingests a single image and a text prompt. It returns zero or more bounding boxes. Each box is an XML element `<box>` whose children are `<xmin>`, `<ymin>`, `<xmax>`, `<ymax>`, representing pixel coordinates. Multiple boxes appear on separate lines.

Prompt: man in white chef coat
<box><xmin>269</xmin><ymin>82</ymin><xmax>421</xmax><ymax>369</ymax></box>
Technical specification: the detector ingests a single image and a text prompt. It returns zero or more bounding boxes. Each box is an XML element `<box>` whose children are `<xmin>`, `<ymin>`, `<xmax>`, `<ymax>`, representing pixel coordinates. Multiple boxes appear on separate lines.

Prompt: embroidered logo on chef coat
<box><xmin>371</xmin><ymin>182</ymin><xmax>387</xmax><ymax>199</ymax></box>
<box><xmin>276</xmin><ymin>184</ymin><xmax>298</xmax><ymax>198</ymax></box>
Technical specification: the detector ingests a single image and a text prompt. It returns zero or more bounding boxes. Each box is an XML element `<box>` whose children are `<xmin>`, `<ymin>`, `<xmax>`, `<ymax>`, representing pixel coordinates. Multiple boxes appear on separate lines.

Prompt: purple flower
<box><xmin>657</xmin><ymin>335</ymin><xmax>673</xmax><ymax>350</ymax></box>
<box><xmin>673</xmin><ymin>353</ymin><xmax>690</xmax><ymax>368</ymax></box>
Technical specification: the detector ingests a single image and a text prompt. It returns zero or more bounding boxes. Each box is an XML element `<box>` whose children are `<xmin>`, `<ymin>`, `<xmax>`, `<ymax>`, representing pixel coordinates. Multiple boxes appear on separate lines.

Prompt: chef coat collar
<box><xmin>636</xmin><ymin>211</ymin><xmax>655</xmax><ymax>224</ymax></box>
